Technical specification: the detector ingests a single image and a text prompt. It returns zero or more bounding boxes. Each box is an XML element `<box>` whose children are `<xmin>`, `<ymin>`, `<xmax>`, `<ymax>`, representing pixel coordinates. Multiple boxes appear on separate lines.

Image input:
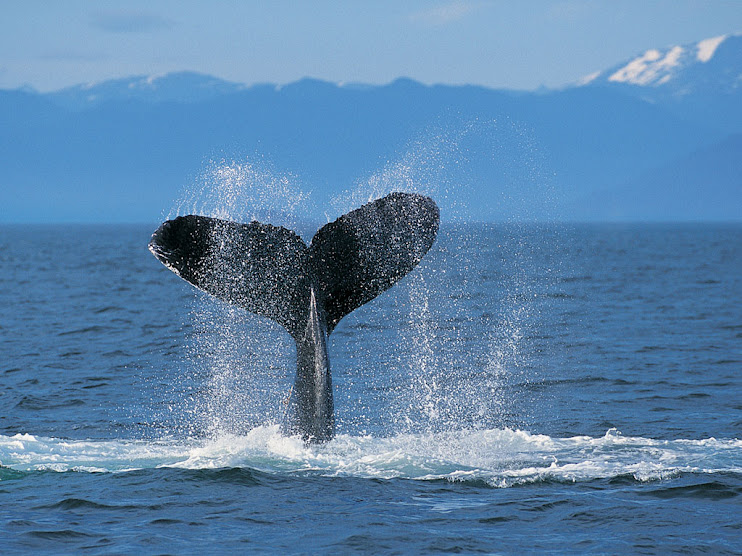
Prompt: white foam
<box><xmin>2</xmin><ymin>428</ymin><xmax>740</xmax><ymax>486</ymax></box>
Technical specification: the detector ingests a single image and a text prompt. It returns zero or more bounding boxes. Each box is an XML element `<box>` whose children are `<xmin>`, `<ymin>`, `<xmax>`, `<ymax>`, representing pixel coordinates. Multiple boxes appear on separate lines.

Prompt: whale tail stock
<box><xmin>148</xmin><ymin>192</ymin><xmax>440</xmax><ymax>441</ymax></box>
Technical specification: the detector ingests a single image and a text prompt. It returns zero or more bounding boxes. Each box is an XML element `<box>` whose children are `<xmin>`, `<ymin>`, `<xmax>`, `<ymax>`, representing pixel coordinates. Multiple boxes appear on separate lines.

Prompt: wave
<box><xmin>1</xmin><ymin>428</ymin><xmax>740</xmax><ymax>487</ymax></box>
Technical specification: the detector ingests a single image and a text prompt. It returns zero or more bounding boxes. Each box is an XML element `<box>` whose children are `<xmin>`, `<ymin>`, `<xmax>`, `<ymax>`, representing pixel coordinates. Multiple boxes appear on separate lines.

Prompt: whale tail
<box><xmin>150</xmin><ymin>191</ymin><xmax>439</xmax><ymax>443</ymax></box>
<box><xmin>148</xmin><ymin>192</ymin><xmax>439</xmax><ymax>339</ymax></box>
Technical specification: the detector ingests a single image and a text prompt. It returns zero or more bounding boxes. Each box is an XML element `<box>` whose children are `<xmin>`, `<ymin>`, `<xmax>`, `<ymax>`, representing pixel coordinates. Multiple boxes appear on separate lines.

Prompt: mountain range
<box><xmin>1</xmin><ymin>34</ymin><xmax>740</xmax><ymax>223</ymax></box>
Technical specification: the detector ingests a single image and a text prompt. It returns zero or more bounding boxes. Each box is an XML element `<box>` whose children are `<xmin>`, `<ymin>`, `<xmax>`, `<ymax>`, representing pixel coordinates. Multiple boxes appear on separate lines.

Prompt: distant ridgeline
<box><xmin>1</xmin><ymin>34</ymin><xmax>740</xmax><ymax>223</ymax></box>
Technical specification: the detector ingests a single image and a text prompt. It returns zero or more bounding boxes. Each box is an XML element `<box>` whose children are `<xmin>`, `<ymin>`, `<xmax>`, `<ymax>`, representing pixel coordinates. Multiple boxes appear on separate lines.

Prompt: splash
<box><xmin>188</xmin><ymin>300</ymin><xmax>293</xmax><ymax>437</ymax></box>
<box><xmin>152</xmin><ymin>116</ymin><xmax>556</xmax><ymax>440</ymax></box>
<box><xmin>329</xmin><ymin>116</ymin><xmax>554</xmax><ymax>223</ymax></box>
<box><xmin>2</xmin><ymin>430</ymin><xmax>740</xmax><ymax>487</ymax></box>
<box><xmin>161</xmin><ymin>157</ymin><xmax>312</xmax><ymax>437</ymax></box>
<box><xmin>384</xmin><ymin>225</ymin><xmax>545</xmax><ymax>436</ymax></box>
<box><xmin>330</xmin><ymin>122</ymin><xmax>469</xmax><ymax>221</ymax></box>
<box><xmin>169</xmin><ymin>157</ymin><xmax>312</xmax><ymax>231</ymax></box>
<box><xmin>328</xmin><ymin>120</ymin><xmax>555</xmax><ymax>436</ymax></box>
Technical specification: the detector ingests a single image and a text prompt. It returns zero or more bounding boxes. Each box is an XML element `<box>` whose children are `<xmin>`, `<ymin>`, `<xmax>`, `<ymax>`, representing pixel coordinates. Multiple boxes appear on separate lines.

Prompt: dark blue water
<box><xmin>1</xmin><ymin>222</ymin><xmax>741</xmax><ymax>554</ymax></box>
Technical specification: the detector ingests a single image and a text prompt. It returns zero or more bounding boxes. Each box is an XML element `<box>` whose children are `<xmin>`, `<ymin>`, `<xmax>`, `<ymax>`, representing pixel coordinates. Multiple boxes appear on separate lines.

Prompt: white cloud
<box><xmin>409</xmin><ymin>0</ymin><xmax>478</xmax><ymax>26</ymax></box>
<box><xmin>91</xmin><ymin>10</ymin><xmax>173</xmax><ymax>33</ymax></box>
<box><xmin>38</xmin><ymin>50</ymin><xmax>107</xmax><ymax>62</ymax></box>
<box><xmin>546</xmin><ymin>0</ymin><xmax>598</xmax><ymax>21</ymax></box>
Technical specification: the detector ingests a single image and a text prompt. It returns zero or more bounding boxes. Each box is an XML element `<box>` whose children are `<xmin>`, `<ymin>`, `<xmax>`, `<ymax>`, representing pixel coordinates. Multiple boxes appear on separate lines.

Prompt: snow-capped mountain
<box><xmin>578</xmin><ymin>33</ymin><xmax>742</xmax><ymax>132</ymax></box>
<box><xmin>581</xmin><ymin>33</ymin><xmax>741</xmax><ymax>94</ymax></box>
<box><xmin>48</xmin><ymin>71</ymin><xmax>247</xmax><ymax>109</ymax></box>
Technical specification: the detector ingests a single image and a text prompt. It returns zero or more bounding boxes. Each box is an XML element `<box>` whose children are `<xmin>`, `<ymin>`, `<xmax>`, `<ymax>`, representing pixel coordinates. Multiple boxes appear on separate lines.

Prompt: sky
<box><xmin>2</xmin><ymin>0</ymin><xmax>742</xmax><ymax>92</ymax></box>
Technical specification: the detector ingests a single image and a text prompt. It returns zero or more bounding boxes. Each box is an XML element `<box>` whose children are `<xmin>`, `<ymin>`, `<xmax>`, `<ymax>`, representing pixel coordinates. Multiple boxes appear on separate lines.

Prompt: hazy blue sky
<box><xmin>2</xmin><ymin>0</ymin><xmax>741</xmax><ymax>92</ymax></box>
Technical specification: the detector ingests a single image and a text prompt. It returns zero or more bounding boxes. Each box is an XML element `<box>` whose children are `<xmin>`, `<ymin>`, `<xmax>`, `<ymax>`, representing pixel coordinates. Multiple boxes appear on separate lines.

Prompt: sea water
<box><xmin>1</xmin><ymin>222</ymin><xmax>741</xmax><ymax>553</ymax></box>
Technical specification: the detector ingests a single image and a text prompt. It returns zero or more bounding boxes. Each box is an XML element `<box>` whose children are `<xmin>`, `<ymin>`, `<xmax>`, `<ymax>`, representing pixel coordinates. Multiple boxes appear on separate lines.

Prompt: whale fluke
<box><xmin>308</xmin><ymin>192</ymin><xmax>439</xmax><ymax>333</ymax></box>
<box><xmin>149</xmin><ymin>215</ymin><xmax>311</xmax><ymax>339</ymax></box>
<box><xmin>149</xmin><ymin>192</ymin><xmax>439</xmax><ymax>442</ymax></box>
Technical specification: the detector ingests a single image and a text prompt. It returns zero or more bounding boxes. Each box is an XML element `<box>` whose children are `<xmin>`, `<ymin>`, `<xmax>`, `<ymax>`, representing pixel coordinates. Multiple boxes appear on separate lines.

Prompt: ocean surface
<box><xmin>1</xmin><ymin>222</ymin><xmax>741</xmax><ymax>554</ymax></box>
